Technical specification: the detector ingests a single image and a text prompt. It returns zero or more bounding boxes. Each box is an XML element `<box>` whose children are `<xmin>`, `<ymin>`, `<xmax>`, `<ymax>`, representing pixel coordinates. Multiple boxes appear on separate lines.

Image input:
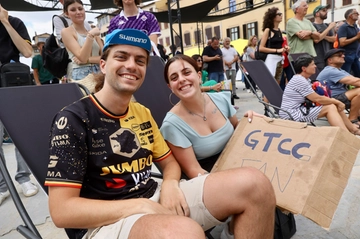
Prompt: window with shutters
<box><xmin>242</xmin><ymin>22</ymin><xmax>257</xmax><ymax>39</ymax></box>
<box><xmin>184</xmin><ymin>32</ymin><xmax>191</xmax><ymax>46</ymax></box>
<box><xmin>214</xmin><ymin>26</ymin><xmax>221</xmax><ymax>39</ymax></box>
<box><xmin>226</xmin><ymin>26</ymin><xmax>240</xmax><ymax>41</ymax></box>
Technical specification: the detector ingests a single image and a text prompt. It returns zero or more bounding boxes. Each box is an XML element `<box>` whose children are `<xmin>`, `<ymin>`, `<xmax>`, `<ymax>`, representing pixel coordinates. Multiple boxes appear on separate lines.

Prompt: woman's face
<box><xmin>275</xmin><ymin>10</ymin><xmax>283</xmax><ymax>23</ymax></box>
<box><xmin>303</xmin><ymin>61</ymin><xmax>317</xmax><ymax>75</ymax></box>
<box><xmin>196</xmin><ymin>57</ymin><xmax>203</xmax><ymax>69</ymax></box>
<box><xmin>167</xmin><ymin>59</ymin><xmax>202</xmax><ymax>99</ymax></box>
<box><xmin>66</xmin><ymin>2</ymin><xmax>85</xmax><ymax>23</ymax></box>
<box><xmin>251</xmin><ymin>37</ymin><xmax>257</xmax><ymax>46</ymax></box>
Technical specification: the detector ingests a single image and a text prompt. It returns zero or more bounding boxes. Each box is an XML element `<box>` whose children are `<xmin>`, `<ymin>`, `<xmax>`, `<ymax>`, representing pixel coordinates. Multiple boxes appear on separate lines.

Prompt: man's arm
<box><xmin>53</xmin><ymin>15</ymin><xmax>66</xmax><ymax>43</ymax></box>
<box><xmin>339</xmin><ymin>33</ymin><xmax>360</xmax><ymax>47</ymax></box>
<box><xmin>32</xmin><ymin>68</ymin><xmax>41</xmax><ymax>85</ymax></box>
<box><xmin>48</xmin><ymin>186</ymin><xmax>173</xmax><ymax>228</ymax></box>
<box><xmin>157</xmin><ymin>154</ymin><xmax>190</xmax><ymax>216</ymax></box>
<box><xmin>203</xmin><ymin>54</ymin><xmax>221</xmax><ymax>62</ymax></box>
<box><xmin>313</xmin><ymin>22</ymin><xmax>336</xmax><ymax>43</ymax></box>
<box><xmin>339</xmin><ymin>75</ymin><xmax>360</xmax><ymax>87</ymax></box>
<box><xmin>0</xmin><ymin>6</ymin><xmax>32</xmax><ymax>58</ymax></box>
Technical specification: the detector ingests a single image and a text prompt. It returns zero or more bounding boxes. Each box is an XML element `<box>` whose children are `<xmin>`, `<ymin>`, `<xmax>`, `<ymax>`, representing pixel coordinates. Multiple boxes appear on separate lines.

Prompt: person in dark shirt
<box><xmin>202</xmin><ymin>36</ymin><xmax>224</xmax><ymax>83</ymax></box>
<box><xmin>0</xmin><ymin>6</ymin><xmax>38</xmax><ymax>206</ymax></box>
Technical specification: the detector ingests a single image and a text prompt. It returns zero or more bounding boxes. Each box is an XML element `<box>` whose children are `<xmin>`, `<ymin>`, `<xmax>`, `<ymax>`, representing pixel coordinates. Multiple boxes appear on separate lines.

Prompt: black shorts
<box><xmin>333</xmin><ymin>93</ymin><xmax>351</xmax><ymax>109</ymax></box>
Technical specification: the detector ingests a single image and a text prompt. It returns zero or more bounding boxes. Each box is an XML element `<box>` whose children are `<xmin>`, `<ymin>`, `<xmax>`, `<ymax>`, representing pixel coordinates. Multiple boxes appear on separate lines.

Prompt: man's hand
<box><xmin>328</xmin><ymin>22</ymin><xmax>336</xmax><ymax>29</ymax></box>
<box><xmin>159</xmin><ymin>179</ymin><xmax>190</xmax><ymax>217</ymax></box>
<box><xmin>214</xmin><ymin>55</ymin><xmax>221</xmax><ymax>61</ymax></box>
<box><xmin>0</xmin><ymin>5</ymin><xmax>9</xmax><ymax>23</ymax></box>
<box><xmin>335</xmin><ymin>100</ymin><xmax>345</xmax><ymax>112</ymax></box>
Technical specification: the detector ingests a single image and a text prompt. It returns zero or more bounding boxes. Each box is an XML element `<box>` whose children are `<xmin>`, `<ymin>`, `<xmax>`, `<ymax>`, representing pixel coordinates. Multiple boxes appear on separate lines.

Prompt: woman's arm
<box><xmin>62</xmin><ymin>27</ymin><xmax>100</xmax><ymax>63</ymax></box>
<box><xmin>259</xmin><ymin>28</ymin><xmax>283</xmax><ymax>54</ymax></box>
<box><xmin>166</xmin><ymin>142</ymin><xmax>207</xmax><ymax>179</ymax></box>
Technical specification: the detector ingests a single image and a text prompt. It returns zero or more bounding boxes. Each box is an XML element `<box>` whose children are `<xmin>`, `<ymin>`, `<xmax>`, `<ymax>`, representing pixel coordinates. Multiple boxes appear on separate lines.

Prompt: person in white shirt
<box><xmin>221</xmin><ymin>37</ymin><xmax>239</xmax><ymax>99</ymax></box>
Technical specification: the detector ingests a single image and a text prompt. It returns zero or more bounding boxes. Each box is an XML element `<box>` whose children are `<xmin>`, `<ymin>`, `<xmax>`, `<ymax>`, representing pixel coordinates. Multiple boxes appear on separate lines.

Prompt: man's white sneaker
<box><xmin>0</xmin><ymin>190</ymin><xmax>10</xmax><ymax>205</ymax></box>
<box><xmin>220</xmin><ymin>222</ymin><xmax>234</xmax><ymax>239</ymax></box>
<box><xmin>21</xmin><ymin>181</ymin><xmax>39</xmax><ymax>197</ymax></box>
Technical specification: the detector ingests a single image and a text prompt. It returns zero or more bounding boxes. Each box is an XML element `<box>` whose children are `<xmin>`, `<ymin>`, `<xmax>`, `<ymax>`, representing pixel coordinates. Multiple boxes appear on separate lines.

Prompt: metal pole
<box><xmin>176</xmin><ymin>0</ymin><xmax>183</xmax><ymax>54</ymax></box>
<box><xmin>168</xmin><ymin>0</ymin><xmax>175</xmax><ymax>56</ymax></box>
<box><xmin>331</xmin><ymin>0</ymin><xmax>334</xmax><ymax>22</ymax></box>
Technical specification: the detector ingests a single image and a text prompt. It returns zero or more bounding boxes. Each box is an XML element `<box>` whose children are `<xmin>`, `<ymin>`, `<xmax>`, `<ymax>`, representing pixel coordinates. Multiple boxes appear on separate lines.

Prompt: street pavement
<box><xmin>1</xmin><ymin>81</ymin><xmax>360</xmax><ymax>238</ymax></box>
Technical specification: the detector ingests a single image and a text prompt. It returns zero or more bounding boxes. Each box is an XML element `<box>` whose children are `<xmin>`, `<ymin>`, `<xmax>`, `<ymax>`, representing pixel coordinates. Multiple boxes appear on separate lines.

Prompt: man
<box><xmin>317</xmin><ymin>48</ymin><xmax>360</xmax><ymax>124</ymax></box>
<box><xmin>286</xmin><ymin>0</ymin><xmax>320</xmax><ymax>56</ymax></box>
<box><xmin>337</xmin><ymin>8</ymin><xmax>360</xmax><ymax>77</ymax></box>
<box><xmin>53</xmin><ymin>0</ymin><xmax>91</xmax><ymax>48</ymax></box>
<box><xmin>202</xmin><ymin>37</ymin><xmax>224</xmax><ymax>83</ymax></box>
<box><xmin>0</xmin><ymin>6</ymin><xmax>38</xmax><ymax>205</ymax></box>
<box><xmin>45</xmin><ymin>29</ymin><xmax>275</xmax><ymax>238</ymax></box>
<box><xmin>31</xmin><ymin>42</ymin><xmax>58</xmax><ymax>85</ymax></box>
<box><xmin>312</xmin><ymin>4</ymin><xmax>336</xmax><ymax>71</ymax></box>
<box><xmin>221</xmin><ymin>37</ymin><xmax>239</xmax><ymax>99</ymax></box>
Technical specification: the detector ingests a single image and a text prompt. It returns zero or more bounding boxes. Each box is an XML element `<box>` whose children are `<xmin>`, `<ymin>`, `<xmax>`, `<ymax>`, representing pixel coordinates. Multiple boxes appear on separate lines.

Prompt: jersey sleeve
<box><xmin>45</xmin><ymin>110</ymin><xmax>89</xmax><ymax>188</ymax></box>
<box><xmin>147</xmin><ymin>12</ymin><xmax>161</xmax><ymax>36</ymax></box>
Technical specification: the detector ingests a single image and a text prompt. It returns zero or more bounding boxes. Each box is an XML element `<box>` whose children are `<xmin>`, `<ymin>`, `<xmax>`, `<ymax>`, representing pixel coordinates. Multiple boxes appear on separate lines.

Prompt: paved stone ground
<box><xmin>1</xmin><ymin>81</ymin><xmax>359</xmax><ymax>239</ymax></box>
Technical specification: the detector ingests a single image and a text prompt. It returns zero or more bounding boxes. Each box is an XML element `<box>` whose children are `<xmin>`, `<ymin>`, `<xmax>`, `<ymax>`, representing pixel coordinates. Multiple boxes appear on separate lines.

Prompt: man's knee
<box><xmin>233</xmin><ymin>167</ymin><xmax>276</xmax><ymax>205</ymax></box>
<box><xmin>130</xmin><ymin>214</ymin><xmax>205</xmax><ymax>239</ymax></box>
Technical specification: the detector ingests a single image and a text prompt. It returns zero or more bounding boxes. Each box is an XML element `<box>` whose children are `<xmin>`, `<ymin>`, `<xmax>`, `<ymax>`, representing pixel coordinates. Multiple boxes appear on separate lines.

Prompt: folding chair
<box><xmin>241</xmin><ymin>60</ymin><xmax>293</xmax><ymax>120</ymax></box>
<box><xmin>0</xmin><ymin>83</ymin><xmax>85</xmax><ymax>238</ymax></box>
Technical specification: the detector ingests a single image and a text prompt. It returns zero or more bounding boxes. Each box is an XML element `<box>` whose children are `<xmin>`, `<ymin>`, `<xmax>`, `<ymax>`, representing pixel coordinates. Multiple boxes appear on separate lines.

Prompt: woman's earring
<box><xmin>169</xmin><ymin>92</ymin><xmax>176</xmax><ymax>106</ymax></box>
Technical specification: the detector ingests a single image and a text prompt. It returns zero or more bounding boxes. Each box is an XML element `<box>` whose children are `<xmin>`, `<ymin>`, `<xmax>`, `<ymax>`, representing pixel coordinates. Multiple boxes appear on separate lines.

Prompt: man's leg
<box><xmin>351</xmin><ymin>56</ymin><xmax>360</xmax><ymax>78</ymax></box>
<box><xmin>230</xmin><ymin>69</ymin><xmax>237</xmax><ymax>96</ymax></box>
<box><xmin>14</xmin><ymin>148</ymin><xmax>38</xmax><ymax>197</ymax></box>
<box><xmin>208</xmin><ymin>72</ymin><xmax>219</xmax><ymax>83</ymax></box>
<box><xmin>203</xmin><ymin>167</ymin><xmax>276</xmax><ymax>238</ymax></box>
<box><xmin>345</xmin><ymin>88</ymin><xmax>360</xmax><ymax>121</ymax></box>
<box><xmin>129</xmin><ymin>214</ymin><xmax>205</xmax><ymax>239</ymax></box>
<box><xmin>0</xmin><ymin>121</ymin><xmax>7</xmax><ymax>193</ymax></box>
<box><xmin>341</xmin><ymin>53</ymin><xmax>354</xmax><ymax>74</ymax></box>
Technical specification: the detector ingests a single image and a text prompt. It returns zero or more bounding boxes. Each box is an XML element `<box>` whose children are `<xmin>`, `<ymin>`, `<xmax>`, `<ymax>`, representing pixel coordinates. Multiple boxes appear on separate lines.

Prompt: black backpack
<box><xmin>0</xmin><ymin>62</ymin><xmax>33</xmax><ymax>87</ymax></box>
<box><xmin>255</xmin><ymin>30</ymin><xmax>271</xmax><ymax>61</ymax></box>
<box><xmin>42</xmin><ymin>15</ymin><xmax>71</xmax><ymax>78</ymax></box>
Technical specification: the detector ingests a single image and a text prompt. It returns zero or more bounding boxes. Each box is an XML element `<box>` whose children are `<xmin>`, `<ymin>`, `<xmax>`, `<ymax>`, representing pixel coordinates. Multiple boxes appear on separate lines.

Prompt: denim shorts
<box><xmin>72</xmin><ymin>65</ymin><xmax>100</xmax><ymax>81</ymax></box>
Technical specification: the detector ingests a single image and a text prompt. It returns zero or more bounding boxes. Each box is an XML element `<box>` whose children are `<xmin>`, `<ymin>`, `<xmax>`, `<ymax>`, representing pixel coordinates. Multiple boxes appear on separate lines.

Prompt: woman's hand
<box><xmin>244</xmin><ymin>110</ymin><xmax>264</xmax><ymax>122</ymax></box>
<box><xmin>88</xmin><ymin>27</ymin><xmax>100</xmax><ymax>37</ymax></box>
<box><xmin>214</xmin><ymin>83</ymin><xmax>222</xmax><ymax>92</ymax></box>
<box><xmin>72</xmin><ymin>56</ymin><xmax>85</xmax><ymax>65</ymax></box>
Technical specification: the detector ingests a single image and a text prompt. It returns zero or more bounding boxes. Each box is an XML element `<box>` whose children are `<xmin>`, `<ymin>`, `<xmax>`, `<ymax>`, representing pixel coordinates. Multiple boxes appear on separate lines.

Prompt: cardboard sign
<box><xmin>212</xmin><ymin>117</ymin><xmax>360</xmax><ymax>228</ymax></box>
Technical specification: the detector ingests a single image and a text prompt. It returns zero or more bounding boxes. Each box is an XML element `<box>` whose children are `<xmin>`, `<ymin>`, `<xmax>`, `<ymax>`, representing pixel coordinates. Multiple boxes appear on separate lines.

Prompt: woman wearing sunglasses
<box><xmin>191</xmin><ymin>54</ymin><xmax>222</xmax><ymax>93</ymax></box>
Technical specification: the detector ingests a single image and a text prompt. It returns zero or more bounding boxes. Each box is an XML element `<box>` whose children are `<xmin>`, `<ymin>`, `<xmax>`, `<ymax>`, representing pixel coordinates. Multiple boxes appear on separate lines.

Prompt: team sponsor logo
<box><xmin>109</xmin><ymin>128</ymin><xmax>140</xmax><ymax>157</ymax></box>
<box><xmin>131</xmin><ymin>124</ymin><xmax>140</xmax><ymax>131</ymax></box>
<box><xmin>51</xmin><ymin>134</ymin><xmax>70</xmax><ymax>147</ymax></box>
<box><xmin>124</xmin><ymin>116</ymin><xmax>135</xmax><ymax>122</ymax></box>
<box><xmin>140</xmin><ymin>121</ymin><xmax>151</xmax><ymax>131</ymax></box>
<box><xmin>101</xmin><ymin>155</ymin><xmax>153</xmax><ymax>176</ymax></box>
<box><xmin>118</xmin><ymin>33</ymin><xmax>148</xmax><ymax>44</ymax></box>
<box><xmin>56</xmin><ymin>116</ymin><xmax>67</xmax><ymax>130</ymax></box>
<box><xmin>100</xmin><ymin>118</ymin><xmax>115</xmax><ymax>123</ymax></box>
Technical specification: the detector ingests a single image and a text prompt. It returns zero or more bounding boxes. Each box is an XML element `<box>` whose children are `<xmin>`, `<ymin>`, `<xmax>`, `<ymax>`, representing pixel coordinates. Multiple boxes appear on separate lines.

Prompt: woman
<box><xmin>160</xmin><ymin>55</ymin><xmax>263</xmax><ymax>239</ymax></box>
<box><xmin>191</xmin><ymin>54</ymin><xmax>222</xmax><ymax>93</ymax></box>
<box><xmin>61</xmin><ymin>0</ymin><xmax>103</xmax><ymax>80</ymax></box>
<box><xmin>260</xmin><ymin>8</ymin><xmax>290</xmax><ymax>83</ymax></box>
<box><xmin>244</xmin><ymin>36</ymin><xmax>258</xmax><ymax>93</ymax></box>
<box><xmin>108</xmin><ymin>0</ymin><xmax>160</xmax><ymax>53</ymax></box>
<box><xmin>280</xmin><ymin>55</ymin><xmax>360</xmax><ymax>135</ymax></box>
<box><xmin>160</xmin><ymin>55</ymin><xmax>258</xmax><ymax>177</ymax></box>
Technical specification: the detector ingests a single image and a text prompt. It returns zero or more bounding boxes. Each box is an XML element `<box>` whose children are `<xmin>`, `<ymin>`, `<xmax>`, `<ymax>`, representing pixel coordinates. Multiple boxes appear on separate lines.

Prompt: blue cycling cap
<box><xmin>103</xmin><ymin>29</ymin><xmax>151</xmax><ymax>52</ymax></box>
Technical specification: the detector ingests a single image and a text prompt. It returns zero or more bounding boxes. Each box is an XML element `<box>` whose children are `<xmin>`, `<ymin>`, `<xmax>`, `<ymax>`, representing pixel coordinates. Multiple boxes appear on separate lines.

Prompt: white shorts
<box><xmin>83</xmin><ymin>174</ymin><xmax>222</xmax><ymax>239</ymax></box>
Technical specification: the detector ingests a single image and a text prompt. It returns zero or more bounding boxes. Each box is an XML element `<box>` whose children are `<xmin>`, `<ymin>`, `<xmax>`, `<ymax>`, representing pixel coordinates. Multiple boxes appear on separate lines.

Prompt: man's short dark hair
<box><xmin>114</xmin><ymin>0</ymin><xmax>141</xmax><ymax>8</ymax></box>
<box><xmin>211</xmin><ymin>37</ymin><xmax>219</xmax><ymax>42</ymax></box>
<box><xmin>294</xmin><ymin>55</ymin><xmax>314</xmax><ymax>74</ymax></box>
<box><xmin>344</xmin><ymin>8</ymin><xmax>355</xmax><ymax>19</ymax></box>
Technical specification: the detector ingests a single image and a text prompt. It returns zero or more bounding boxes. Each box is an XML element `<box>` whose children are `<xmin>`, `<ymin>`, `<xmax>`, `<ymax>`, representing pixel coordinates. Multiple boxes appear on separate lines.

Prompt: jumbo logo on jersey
<box><xmin>109</xmin><ymin>128</ymin><xmax>140</xmax><ymax>157</ymax></box>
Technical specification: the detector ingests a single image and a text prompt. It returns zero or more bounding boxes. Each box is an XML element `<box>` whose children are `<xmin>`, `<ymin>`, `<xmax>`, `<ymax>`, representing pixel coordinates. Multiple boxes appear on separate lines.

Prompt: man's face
<box><xmin>100</xmin><ymin>44</ymin><xmax>148</xmax><ymax>94</ymax></box>
<box><xmin>328</xmin><ymin>52</ymin><xmax>345</xmax><ymax>66</ymax></box>
<box><xmin>318</xmin><ymin>8</ymin><xmax>328</xmax><ymax>20</ymax></box>
<box><xmin>37</xmin><ymin>43</ymin><xmax>44</xmax><ymax>51</ymax></box>
<box><xmin>296</xmin><ymin>2</ymin><xmax>308</xmax><ymax>16</ymax></box>
<box><xmin>224</xmin><ymin>39</ymin><xmax>230</xmax><ymax>48</ymax></box>
<box><xmin>211</xmin><ymin>40</ymin><xmax>219</xmax><ymax>49</ymax></box>
<box><xmin>350</xmin><ymin>10</ymin><xmax>359</xmax><ymax>21</ymax></box>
